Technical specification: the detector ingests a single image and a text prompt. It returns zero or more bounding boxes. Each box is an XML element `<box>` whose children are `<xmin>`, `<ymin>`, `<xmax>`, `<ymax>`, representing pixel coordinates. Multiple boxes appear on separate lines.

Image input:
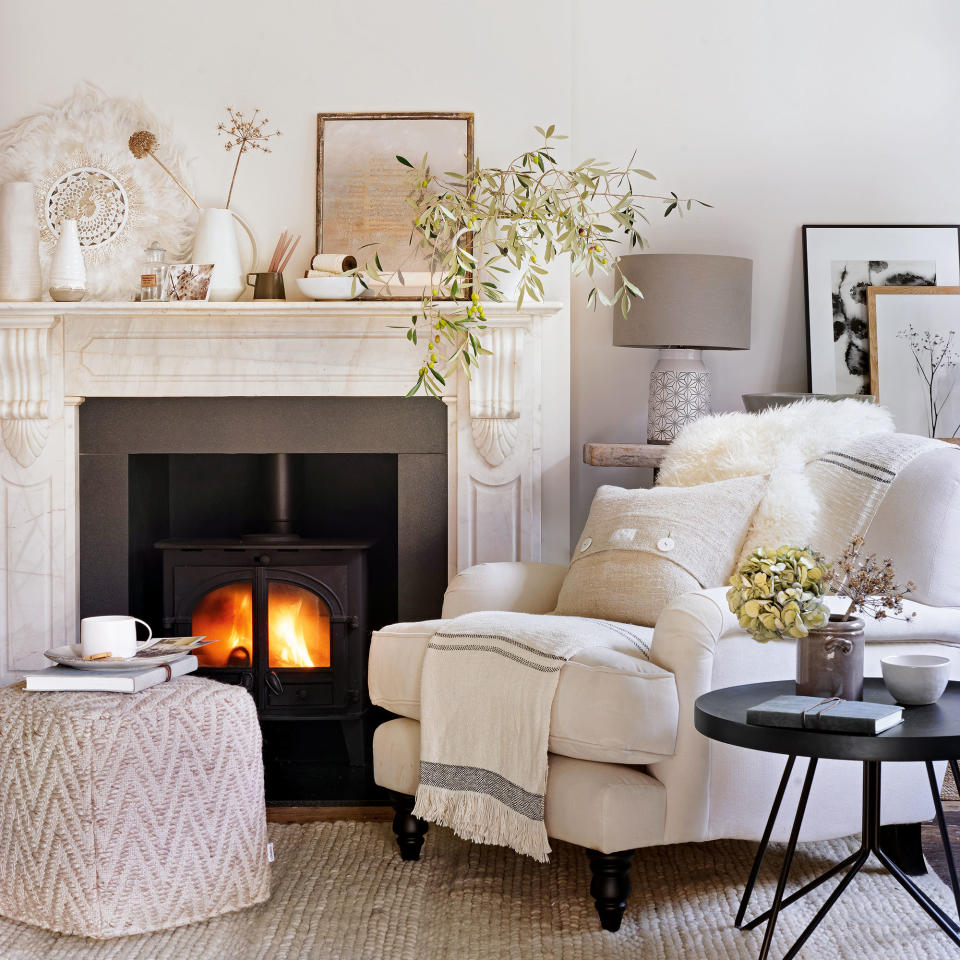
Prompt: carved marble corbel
<box><xmin>0</xmin><ymin>324</ymin><xmax>50</xmax><ymax>467</ymax></box>
<box><xmin>469</xmin><ymin>326</ymin><xmax>523</xmax><ymax>467</ymax></box>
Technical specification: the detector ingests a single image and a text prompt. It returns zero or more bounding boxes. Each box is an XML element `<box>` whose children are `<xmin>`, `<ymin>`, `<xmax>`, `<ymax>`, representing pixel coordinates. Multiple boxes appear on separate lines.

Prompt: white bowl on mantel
<box><xmin>296</xmin><ymin>276</ymin><xmax>365</xmax><ymax>300</ymax></box>
<box><xmin>881</xmin><ymin>653</ymin><xmax>951</xmax><ymax>706</ymax></box>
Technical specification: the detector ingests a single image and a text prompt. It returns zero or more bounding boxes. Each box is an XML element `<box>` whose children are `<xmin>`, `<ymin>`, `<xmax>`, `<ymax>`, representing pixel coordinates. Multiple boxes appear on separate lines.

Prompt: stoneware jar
<box><xmin>796</xmin><ymin>615</ymin><xmax>865</xmax><ymax>700</ymax></box>
<box><xmin>49</xmin><ymin>218</ymin><xmax>86</xmax><ymax>301</ymax></box>
<box><xmin>0</xmin><ymin>181</ymin><xmax>42</xmax><ymax>301</ymax></box>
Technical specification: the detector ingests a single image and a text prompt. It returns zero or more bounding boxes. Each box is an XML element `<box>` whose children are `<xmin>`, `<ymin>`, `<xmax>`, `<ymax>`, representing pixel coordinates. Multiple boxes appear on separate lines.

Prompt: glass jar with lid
<box><xmin>139</xmin><ymin>241</ymin><xmax>167</xmax><ymax>301</ymax></box>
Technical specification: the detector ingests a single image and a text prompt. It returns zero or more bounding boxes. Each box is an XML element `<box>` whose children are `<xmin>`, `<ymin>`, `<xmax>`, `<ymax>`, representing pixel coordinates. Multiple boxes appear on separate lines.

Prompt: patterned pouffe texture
<box><xmin>0</xmin><ymin>677</ymin><xmax>271</xmax><ymax>938</ymax></box>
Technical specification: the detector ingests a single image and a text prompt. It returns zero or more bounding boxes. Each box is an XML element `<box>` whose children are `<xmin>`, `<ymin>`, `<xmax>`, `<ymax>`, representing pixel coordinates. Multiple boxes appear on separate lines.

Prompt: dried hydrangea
<box><xmin>727</xmin><ymin>546</ymin><xmax>831</xmax><ymax>643</ymax></box>
<box><xmin>826</xmin><ymin>535</ymin><xmax>915</xmax><ymax>622</ymax></box>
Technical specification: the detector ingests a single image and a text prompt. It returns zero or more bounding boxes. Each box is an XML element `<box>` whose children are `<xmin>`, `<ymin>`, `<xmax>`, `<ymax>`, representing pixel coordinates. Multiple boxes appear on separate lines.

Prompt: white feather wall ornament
<box><xmin>0</xmin><ymin>83</ymin><xmax>197</xmax><ymax>300</ymax></box>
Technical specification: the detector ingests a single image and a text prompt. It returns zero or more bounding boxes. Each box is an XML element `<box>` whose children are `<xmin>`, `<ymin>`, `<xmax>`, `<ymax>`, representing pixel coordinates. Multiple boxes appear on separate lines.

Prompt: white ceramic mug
<box><xmin>80</xmin><ymin>616</ymin><xmax>157</xmax><ymax>660</ymax></box>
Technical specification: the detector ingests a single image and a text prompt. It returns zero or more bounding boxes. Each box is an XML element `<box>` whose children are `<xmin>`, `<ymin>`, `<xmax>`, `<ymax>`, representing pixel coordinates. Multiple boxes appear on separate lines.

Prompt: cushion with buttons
<box><xmin>552</xmin><ymin>476</ymin><xmax>767</xmax><ymax>626</ymax></box>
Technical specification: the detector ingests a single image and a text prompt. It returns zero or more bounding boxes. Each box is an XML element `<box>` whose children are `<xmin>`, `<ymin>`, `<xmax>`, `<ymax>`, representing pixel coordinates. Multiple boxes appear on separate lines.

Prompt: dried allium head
<box><xmin>128</xmin><ymin>130</ymin><xmax>158</xmax><ymax>159</ymax></box>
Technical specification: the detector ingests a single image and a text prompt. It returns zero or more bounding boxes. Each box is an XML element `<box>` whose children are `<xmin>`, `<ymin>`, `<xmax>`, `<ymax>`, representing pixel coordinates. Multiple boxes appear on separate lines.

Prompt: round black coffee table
<box><xmin>695</xmin><ymin>678</ymin><xmax>960</xmax><ymax>960</ymax></box>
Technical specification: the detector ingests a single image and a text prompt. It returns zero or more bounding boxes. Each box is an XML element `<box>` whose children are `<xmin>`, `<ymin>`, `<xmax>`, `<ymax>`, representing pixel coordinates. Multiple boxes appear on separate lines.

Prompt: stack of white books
<box><xmin>24</xmin><ymin>655</ymin><xmax>198</xmax><ymax>693</ymax></box>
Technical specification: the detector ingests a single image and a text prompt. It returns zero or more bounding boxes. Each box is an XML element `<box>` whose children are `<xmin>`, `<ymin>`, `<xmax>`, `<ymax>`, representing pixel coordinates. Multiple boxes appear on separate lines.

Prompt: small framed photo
<box><xmin>316</xmin><ymin>111</ymin><xmax>473</xmax><ymax>299</ymax></box>
<box><xmin>803</xmin><ymin>225</ymin><xmax>960</xmax><ymax>395</ymax></box>
<box><xmin>867</xmin><ymin>286</ymin><xmax>960</xmax><ymax>440</ymax></box>
<box><xmin>166</xmin><ymin>263</ymin><xmax>214</xmax><ymax>301</ymax></box>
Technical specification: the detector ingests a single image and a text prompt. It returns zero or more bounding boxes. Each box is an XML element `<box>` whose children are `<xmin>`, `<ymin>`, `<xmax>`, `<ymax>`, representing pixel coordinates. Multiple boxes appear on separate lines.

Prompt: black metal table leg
<box><xmin>927</xmin><ymin>760</ymin><xmax>960</xmax><ymax>919</ymax></box>
<box><xmin>736</xmin><ymin>755</ymin><xmax>796</xmax><ymax>928</ymax></box>
<box><xmin>873</xmin><ymin>763</ymin><xmax>960</xmax><ymax>947</ymax></box>
<box><xmin>779</xmin><ymin>762</ymin><xmax>874</xmax><ymax>960</ymax></box>
<box><xmin>756</xmin><ymin>757</ymin><xmax>818</xmax><ymax>960</ymax></box>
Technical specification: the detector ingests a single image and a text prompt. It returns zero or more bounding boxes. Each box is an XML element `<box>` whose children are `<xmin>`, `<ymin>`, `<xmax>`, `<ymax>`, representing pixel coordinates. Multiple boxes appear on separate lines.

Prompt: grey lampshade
<box><xmin>614</xmin><ymin>254</ymin><xmax>752</xmax><ymax>350</ymax></box>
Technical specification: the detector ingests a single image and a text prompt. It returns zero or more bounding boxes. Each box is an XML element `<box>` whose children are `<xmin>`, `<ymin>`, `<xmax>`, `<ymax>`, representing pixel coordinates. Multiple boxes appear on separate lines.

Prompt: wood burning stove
<box><xmin>156</xmin><ymin>455</ymin><xmax>372</xmax><ymax>769</ymax></box>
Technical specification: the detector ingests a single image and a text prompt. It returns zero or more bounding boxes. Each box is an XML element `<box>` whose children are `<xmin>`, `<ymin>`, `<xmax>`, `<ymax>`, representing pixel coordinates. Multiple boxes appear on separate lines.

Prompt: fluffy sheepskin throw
<box><xmin>656</xmin><ymin>398</ymin><xmax>894</xmax><ymax>562</ymax></box>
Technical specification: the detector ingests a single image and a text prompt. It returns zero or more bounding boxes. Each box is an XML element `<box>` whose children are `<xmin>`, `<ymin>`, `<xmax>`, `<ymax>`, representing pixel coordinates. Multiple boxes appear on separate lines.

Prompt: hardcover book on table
<box><xmin>747</xmin><ymin>694</ymin><xmax>904</xmax><ymax>735</ymax></box>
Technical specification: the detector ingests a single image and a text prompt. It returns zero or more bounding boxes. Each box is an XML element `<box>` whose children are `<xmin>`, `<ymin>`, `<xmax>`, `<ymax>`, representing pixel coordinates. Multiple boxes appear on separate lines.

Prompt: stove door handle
<box><xmin>265</xmin><ymin>671</ymin><xmax>284</xmax><ymax>696</ymax></box>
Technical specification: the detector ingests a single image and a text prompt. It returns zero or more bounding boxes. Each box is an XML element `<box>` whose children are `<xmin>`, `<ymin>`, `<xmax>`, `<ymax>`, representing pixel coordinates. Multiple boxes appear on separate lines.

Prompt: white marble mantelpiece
<box><xmin>0</xmin><ymin>300</ymin><xmax>563</xmax><ymax>680</ymax></box>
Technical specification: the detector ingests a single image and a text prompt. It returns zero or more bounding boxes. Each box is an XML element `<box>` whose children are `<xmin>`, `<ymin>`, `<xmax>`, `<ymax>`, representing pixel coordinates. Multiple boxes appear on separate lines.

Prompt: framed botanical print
<box><xmin>803</xmin><ymin>225</ymin><xmax>960</xmax><ymax>395</ymax></box>
<box><xmin>316</xmin><ymin>111</ymin><xmax>473</xmax><ymax>298</ymax></box>
<box><xmin>867</xmin><ymin>286</ymin><xmax>960</xmax><ymax>440</ymax></box>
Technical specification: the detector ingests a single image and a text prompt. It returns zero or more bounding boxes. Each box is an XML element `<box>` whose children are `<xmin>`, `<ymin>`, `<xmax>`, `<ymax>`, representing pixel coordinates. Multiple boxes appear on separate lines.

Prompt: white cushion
<box><xmin>553</xmin><ymin>477</ymin><xmax>766</xmax><ymax>626</ymax></box>
<box><xmin>864</xmin><ymin>444</ymin><xmax>960</xmax><ymax>607</ymax></box>
<box><xmin>369</xmin><ymin>619</ymin><xmax>678</xmax><ymax>764</ymax></box>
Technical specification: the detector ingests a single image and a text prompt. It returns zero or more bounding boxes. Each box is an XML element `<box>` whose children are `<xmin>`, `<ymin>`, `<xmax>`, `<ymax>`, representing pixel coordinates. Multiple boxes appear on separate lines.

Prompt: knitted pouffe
<box><xmin>0</xmin><ymin>677</ymin><xmax>270</xmax><ymax>938</ymax></box>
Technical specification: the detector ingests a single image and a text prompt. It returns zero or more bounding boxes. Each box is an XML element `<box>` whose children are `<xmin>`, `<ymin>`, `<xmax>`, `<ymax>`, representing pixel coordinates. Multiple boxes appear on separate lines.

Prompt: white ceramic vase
<box><xmin>192</xmin><ymin>208</ymin><xmax>257</xmax><ymax>301</ymax></box>
<box><xmin>0</xmin><ymin>181</ymin><xmax>42</xmax><ymax>301</ymax></box>
<box><xmin>49</xmin><ymin>218</ymin><xmax>86</xmax><ymax>301</ymax></box>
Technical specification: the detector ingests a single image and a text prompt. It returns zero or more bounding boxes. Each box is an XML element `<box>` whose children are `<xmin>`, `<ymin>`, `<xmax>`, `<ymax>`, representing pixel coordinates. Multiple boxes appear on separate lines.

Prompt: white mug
<box><xmin>80</xmin><ymin>616</ymin><xmax>156</xmax><ymax>660</ymax></box>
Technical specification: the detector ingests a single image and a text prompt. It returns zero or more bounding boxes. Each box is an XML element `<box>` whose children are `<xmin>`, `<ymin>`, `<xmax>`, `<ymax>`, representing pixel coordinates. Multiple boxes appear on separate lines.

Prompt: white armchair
<box><xmin>369</xmin><ymin>441</ymin><xmax>960</xmax><ymax>931</ymax></box>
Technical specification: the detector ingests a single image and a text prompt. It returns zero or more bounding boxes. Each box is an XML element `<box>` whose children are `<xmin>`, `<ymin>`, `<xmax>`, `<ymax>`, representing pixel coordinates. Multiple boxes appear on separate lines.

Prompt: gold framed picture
<box><xmin>867</xmin><ymin>285</ymin><xmax>960</xmax><ymax>441</ymax></box>
<box><xmin>316</xmin><ymin>111</ymin><xmax>474</xmax><ymax>299</ymax></box>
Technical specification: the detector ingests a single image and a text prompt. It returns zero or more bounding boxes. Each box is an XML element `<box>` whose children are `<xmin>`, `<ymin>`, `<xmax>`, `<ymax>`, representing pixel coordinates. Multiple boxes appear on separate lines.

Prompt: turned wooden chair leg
<box><xmin>587</xmin><ymin>848</ymin><xmax>636</xmax><ymax>932</ymax></box>
<box><xmin>391</xmin><ymin>793</ymin><xmax>429</xmax><ymax>862</ymax></box>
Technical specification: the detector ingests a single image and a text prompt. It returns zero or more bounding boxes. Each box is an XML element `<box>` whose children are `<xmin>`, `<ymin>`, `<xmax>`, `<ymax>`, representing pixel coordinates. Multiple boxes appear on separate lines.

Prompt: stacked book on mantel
<box><xmin>747</xmin><ymin>694</ymin><xmax>904</xmax><ymax>735</ymax></box>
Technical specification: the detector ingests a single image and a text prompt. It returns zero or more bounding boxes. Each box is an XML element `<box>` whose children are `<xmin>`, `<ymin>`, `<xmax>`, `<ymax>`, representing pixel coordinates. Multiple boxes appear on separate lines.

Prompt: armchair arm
<box><xmin>441</xmin><ymin>562</ymin><xmax>568</xmax><ymax>618</ymax></box>
<box><xmin>648</xmin><ymin>587</ymin><xmax>960</xmax><ymax>844</ymax></box>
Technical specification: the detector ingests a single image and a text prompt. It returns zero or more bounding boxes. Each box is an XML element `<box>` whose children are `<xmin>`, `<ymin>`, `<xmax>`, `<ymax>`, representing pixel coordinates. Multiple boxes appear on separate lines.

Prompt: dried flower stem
<box><xmin>827</xmin><ymin>535</ymin><xmax>915</xmax><ymax>622</ymax></box>
<box><xmin>147</xmin><ymin>153</ymin><xmax>200</xmax><ymax>211</ymax></box>
<box><xmin>128</xmin><ymin>130</ymin><xmax>200</xmax><ymax>210</ymax></box>
<box><xmin>217</xmin><ymin>107</ymin><xmax>282</xmax><ymax>210</ymax></box>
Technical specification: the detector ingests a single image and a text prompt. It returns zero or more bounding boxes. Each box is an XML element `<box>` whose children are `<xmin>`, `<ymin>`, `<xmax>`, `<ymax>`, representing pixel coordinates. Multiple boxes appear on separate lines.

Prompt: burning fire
<box><xmin>192</xmin><ymin>581</ymin><xmax>330</xmax><ymax>669</ymax></box>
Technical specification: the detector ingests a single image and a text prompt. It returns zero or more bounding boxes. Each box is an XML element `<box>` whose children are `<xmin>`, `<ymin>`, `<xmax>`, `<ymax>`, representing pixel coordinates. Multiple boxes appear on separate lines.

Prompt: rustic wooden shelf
<box><xmin>582</xmin><ymin>442</ymin><xmax>668</xmax><ymax>468</ymax></box>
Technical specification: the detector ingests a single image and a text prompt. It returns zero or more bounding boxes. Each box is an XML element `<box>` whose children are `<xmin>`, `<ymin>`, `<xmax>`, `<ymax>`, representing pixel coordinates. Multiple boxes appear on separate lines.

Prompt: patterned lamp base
<box><xmin>647</xmin><ymin>349</ymin><xmax>712</xmax><ymax>443</ymax></box>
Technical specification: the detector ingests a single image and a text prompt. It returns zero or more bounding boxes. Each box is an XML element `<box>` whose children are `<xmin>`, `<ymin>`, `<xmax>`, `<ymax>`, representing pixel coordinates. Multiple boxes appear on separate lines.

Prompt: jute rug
<box><xmin>0</xmin><ymin>821</ymin><xmax>956</xmax><ymax>959</ymax></box>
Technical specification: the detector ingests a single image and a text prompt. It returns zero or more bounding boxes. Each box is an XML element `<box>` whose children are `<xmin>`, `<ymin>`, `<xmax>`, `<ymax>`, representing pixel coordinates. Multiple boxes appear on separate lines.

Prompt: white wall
<box><xmin>3</xmin><ymin>0</ymin><xmax>958</xmax><ymax>558</ymax></box>
<box><xmin>570</xmin><ymin>0</ymin><xmax>960</xmax><ymax>536</ymax></box>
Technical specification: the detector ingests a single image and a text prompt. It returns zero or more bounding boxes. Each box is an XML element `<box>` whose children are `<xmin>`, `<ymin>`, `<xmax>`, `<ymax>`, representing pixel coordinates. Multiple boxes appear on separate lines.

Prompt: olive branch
<box><xmin>356</xmin><ymin>125</ymin><xmax>709</xmax><ymax>396</ymax></box>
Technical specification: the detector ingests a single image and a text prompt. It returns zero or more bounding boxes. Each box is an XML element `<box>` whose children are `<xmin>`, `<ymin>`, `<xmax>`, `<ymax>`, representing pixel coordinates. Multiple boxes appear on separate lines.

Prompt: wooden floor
<box><xmin>271</xmin><ymin>802</ymin><xmax>960</xmax><ymax>887</ymax></box>
<box><xmin>267</xmin><ymin>805</ymin><xmax>391</xmax><ymax>824</ymax></box>
<box><xmin>922</xmin><ymin>800</ymin><xmax>960</xmax><ymax>886</ymax></box>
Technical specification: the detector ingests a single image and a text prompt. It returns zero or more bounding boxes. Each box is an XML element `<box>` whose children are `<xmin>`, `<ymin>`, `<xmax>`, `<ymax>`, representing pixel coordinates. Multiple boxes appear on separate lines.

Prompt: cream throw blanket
<box><xmin>413</xmin><ymin>612</ymin><xmax>651</xmax><ymax>862</ymax></box>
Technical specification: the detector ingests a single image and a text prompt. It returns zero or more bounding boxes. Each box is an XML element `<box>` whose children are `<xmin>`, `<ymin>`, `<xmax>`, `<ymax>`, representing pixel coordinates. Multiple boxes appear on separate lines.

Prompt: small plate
<box><xmin>44</xmin><ymin>637</ymin><xmax>213</xmax><ymax>671</ymax></box>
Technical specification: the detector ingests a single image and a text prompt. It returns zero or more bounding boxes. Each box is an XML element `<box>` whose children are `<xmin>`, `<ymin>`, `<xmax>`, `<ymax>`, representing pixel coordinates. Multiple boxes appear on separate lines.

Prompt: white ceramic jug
<box><xmin>0</xmin><ymin>181</ymin><xmax>42</xmax><ymax>301</ymax></box>
<box><xmin>192</xmin><ymin>208</ymin><xmax>257</xmax><ymax>301</ymax></box>
<box><xmin>49</xmin><ymin>218</ymin><xmax>86</xmax><ymax>301</ymax></box>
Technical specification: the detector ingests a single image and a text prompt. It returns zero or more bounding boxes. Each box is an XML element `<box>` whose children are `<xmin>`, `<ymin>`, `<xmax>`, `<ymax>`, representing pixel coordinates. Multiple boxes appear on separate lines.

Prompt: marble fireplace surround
<box><xmin>0</xmin><ymin>300</ymin><xmax>562</xmax><ymax>684</ymax></box>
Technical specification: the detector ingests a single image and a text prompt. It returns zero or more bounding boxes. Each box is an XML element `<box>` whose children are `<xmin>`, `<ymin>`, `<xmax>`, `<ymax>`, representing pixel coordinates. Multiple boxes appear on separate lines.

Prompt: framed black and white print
<box><xmin>803</xmin><ymin>225</ymin><xmax>960</xmax><ymax>394</ymax></box>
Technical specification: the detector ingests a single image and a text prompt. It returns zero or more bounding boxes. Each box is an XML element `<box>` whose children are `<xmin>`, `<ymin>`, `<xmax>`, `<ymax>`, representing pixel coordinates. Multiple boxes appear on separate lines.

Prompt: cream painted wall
<box><xmin>570</xmin><ymin>0</ymin><xmax>960</xmax><ymax>536</ymax></box>
<box><xmin>3</xmin><ymin>0</ymin><xmax>958</xmax><ymax>559</ymax></box>
<box><xmin>0</xmin><ymin>0</ymin><xmax>575</xmax><ymax>563</ymax></box>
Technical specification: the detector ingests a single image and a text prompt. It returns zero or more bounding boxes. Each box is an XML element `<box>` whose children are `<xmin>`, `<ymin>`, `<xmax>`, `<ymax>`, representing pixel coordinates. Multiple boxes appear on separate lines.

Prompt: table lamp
<box><xmin>614</xmin><ymin>253</ymin><xmax>752</xmax><ymax>443</ymax></box>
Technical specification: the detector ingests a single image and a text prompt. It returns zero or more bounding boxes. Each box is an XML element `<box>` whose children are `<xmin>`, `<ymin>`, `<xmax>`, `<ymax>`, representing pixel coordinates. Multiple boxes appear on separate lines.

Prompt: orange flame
<box><xmin>192</xmin><ymin>580</ymin><xmax>330</xmax><ymax>669</ymax></box>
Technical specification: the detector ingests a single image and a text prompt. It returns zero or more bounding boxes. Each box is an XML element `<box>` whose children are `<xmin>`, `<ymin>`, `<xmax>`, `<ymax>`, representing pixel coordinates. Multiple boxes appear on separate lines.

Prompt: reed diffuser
<box><xmin>246</xmin><ymin>231</ymin><xmax>300</xmax><ymax>300</ymax></box>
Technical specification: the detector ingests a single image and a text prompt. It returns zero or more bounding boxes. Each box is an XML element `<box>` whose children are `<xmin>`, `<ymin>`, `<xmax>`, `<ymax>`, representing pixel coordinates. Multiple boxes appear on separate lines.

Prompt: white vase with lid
<box><xmin>49</xmin><ymin>218</ymin><xmax>87</xmax><ymax>301</ymax></box>
<box><xmin>0</xmin><ymin>181</ymin><xmax>42</xmax><ymax>301</ymax></box>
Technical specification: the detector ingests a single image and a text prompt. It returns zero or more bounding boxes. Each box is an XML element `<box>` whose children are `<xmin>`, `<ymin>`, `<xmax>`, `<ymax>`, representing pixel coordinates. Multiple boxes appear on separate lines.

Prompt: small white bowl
<box><xmin>296</xmin><ymin>276</ymin><xmax>365</xmax><ymax>300</ymax></box>
<box><xmin>881</xmin><ymin>654</ymin><xmax>951</xmax><ymax>706</ymax></box>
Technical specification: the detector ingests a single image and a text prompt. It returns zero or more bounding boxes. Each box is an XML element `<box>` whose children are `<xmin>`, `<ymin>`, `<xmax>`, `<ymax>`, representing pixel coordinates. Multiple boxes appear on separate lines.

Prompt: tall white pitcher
<box><xmin>192</xmin><ymin>208</ymin><xmax>257</xmax><ymax>301</ymax></box>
